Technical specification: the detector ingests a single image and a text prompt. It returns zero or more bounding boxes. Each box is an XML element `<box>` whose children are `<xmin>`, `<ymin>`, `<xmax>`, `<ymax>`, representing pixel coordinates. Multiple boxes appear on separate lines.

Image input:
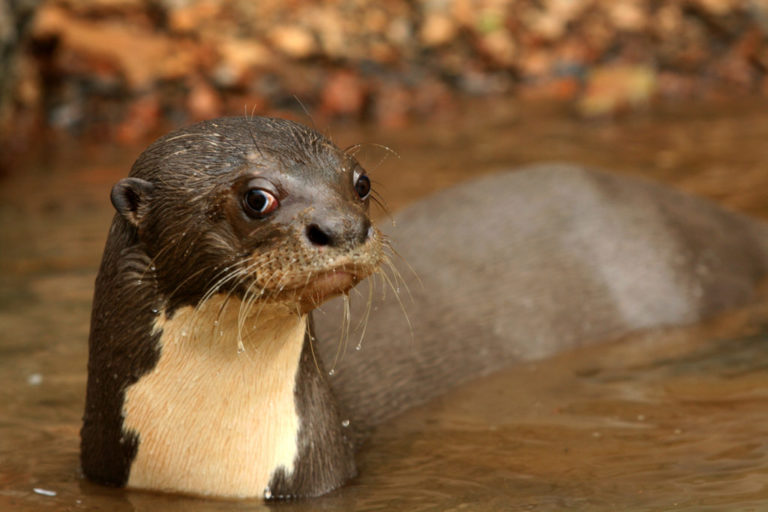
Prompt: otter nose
<box><xmin>305</xmin><ymin>217</ymin><xmax>371</xmax><ymax>248</ymax></box>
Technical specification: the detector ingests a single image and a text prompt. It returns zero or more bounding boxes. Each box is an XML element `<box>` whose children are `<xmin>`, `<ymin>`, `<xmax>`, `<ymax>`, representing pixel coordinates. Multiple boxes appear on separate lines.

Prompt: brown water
<box><xmin>3</xmin><ymin>100</ymin><xmax>768</xmax><ymax>511</ymax></box>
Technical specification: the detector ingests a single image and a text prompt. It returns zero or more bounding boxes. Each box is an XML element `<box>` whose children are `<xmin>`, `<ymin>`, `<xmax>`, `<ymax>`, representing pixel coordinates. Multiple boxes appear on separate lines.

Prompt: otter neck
<box><xmin>122</xmin><ymin>295</ymin><xmax>307</xmax><ymax>498</ymax></box>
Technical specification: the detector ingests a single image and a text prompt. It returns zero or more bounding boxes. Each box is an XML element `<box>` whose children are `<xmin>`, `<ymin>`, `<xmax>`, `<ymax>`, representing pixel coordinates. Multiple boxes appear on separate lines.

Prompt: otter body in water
<box><xmin>81</xmin><ymin>117</ymin><xmax>768</xmax><ymax>500</ymax></box>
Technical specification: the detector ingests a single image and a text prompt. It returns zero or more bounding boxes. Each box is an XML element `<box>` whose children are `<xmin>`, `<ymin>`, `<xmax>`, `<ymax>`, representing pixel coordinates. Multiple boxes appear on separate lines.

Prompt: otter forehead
<box><xmin>130</xmin><ymin>116</ymin><xmax>355</xmax><ymax>189</ymax></box>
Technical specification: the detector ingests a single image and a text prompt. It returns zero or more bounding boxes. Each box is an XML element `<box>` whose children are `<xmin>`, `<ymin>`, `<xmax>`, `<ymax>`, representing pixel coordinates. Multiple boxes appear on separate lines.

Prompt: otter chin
<box><xmin>81</xmin><ymin>116</ymin><xmax>384</xmax><ymax>499</ymax></box>
<box><xmin>296</xmin><ymin>269</ymin><xmax>360</xmax><ymax>310</ymax></box>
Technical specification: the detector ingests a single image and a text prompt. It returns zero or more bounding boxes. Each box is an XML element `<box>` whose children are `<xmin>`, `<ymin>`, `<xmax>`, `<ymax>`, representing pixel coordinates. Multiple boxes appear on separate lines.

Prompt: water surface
<box><xmin>2</xmin><ymin>100</ymin><xmax>768</xmax><ymax>511</ymax></box>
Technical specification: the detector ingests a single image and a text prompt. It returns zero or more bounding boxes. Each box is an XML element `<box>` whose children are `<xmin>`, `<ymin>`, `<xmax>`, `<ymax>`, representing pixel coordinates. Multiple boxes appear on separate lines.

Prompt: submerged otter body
<box><xmin>316</xmin><ymin>165</ymin><xmax>768</xmax><ymax>432</ymax></box>
<box><xmin>82</xmin><ymin>117</ymin><xmax>768</xmax><ymax>500</ymax></box>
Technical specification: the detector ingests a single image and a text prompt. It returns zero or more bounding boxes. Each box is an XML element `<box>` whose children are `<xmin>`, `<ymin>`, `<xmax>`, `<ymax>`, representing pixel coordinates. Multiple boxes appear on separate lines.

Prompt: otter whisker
<box><xmin>198</xmin><ymin>258</ymin><xmax>264</xmax><ymax>308</ymax></box>
<box><xmin>376</xmin><ymin>265</ymin><xmax>414</xmax><ymax>344</ymax></box>
<box><xmin>189</xmin><ymin>266</ymin><xmax>250</xmax><ymax>338</ymax></box>
<box><xmin>293</xmin><ymin>95</ymin><xmax>318</xmax><ymax>133</ymax></box>
<box><xmin>192</xmin><ymin>266</ymin><xmax>255</xmax><ymax>336</ymax></box>
<box><xmin>381</xmin><ymin>253</ymin><xmax>414</xmax><ymax>306</ymax></box>
<box><xmin>236</xmin><ymin>270</ymin><xmax>267</xmax><ymax>347</ymax></box>
<box><xmin>342</xmin><ymin>142</ymin><xmax>400</xmax><ymax>163</ymax></box>
<box><xmin>382</xmin><ymin>237</ymin><xmax>421</xmax><ymax>291</ymax></box>
<box><xmin>354</xmin><ymin>274</ymin><xmax>375</xmax><ymax>352</ymax></box>
<box><xmin>369</xmin><ymin>191</ymin><xmax>390</xmax><ymax>218</ymax></box>
<box><xmin>204</xmin><ymin>259</ymin><xmax>274</xmax><ymax>342</ymax></box>
<box><xmin>236</xmin><ymin>269</ymin><xmax>300</xmax><ymax>356</ymax></box>
<box><xmin>369</xmin><ymin>144</ymin><xmax>400</xmax><ymax>175</ymax></box>
<box><xmin>342</xmin><ymin>143</ymin><xmax>362</xmax><ymax>157</ymax></box>
<box><xmin>236</xmin><ymin>261</ymin><xmax>284</xmax><ymax>344</ymax></box>
<box><xmin>206</xmin><ymin>263</ymin><xmax>257</xmax><ymax>320</ymax></box>
<box><xmin>328</xmin><ymin>294</ymin><xmax>352</xmax><ymax>376</ymax></box>
<box><xmin>305</xmin><ymin>320</ymin><xmax>323</xmax><ymax>375</ymax></box>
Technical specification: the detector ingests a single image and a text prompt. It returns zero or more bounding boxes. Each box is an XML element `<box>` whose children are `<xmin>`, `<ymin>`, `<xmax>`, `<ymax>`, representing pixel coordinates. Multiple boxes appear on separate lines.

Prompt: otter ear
<box><xmin>111</xmin><ymin>178</ymin><xmax>154</xmax><ymax>227</ymax></box>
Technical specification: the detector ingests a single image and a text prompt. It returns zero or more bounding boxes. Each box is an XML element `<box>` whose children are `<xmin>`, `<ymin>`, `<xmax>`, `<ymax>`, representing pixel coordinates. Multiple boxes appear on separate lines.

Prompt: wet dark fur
<box><xmin>81</xmin><ymin>117</ymin><xmax>366</xmax><ymax>496</ymax></box>
<box><xmin>81</xmin><ymin>224</ymin><xmax>160</xmax><ymax>486</ymax></box>
<box><xmin>315</xmin><ymin>165</ymin><xmax>768</xmax><ymax>434</ymax></box>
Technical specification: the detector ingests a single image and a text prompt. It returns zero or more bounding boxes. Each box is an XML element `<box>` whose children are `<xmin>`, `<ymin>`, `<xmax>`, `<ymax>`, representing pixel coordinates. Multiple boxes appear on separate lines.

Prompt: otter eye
<box><xmin>354</xmin><ymin>174</ymin><xmax>371</xmax><ymax>200</ymax></box>
<box><xmin>243</xmin><ymin>189</ymin><xmax>279</xmax><ymax>218</ymax></box>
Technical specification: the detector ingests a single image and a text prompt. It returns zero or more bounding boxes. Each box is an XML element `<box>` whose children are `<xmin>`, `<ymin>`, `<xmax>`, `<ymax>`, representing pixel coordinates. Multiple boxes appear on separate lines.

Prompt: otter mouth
<box><xmin>242</xmin><ymin>227</ymin><xmax>385</xmax><ymax>312</ymax></box>
<box><xmin>291</xmin><ymin>266</ymin><xmax>367</xmax><ymax>309</ymax></box>
<box><xmin>304</xmin><ymin>269</ymin><xmax>357</xmax><ymax>297</ymax></box>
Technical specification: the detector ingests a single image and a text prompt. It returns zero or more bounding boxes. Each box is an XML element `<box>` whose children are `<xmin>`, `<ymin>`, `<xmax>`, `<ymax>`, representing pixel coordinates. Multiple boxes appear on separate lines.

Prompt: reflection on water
<box><xmin>2</xmin><ymin>100</ymin><xmax>768</xmax><ymax>511</ymax></box>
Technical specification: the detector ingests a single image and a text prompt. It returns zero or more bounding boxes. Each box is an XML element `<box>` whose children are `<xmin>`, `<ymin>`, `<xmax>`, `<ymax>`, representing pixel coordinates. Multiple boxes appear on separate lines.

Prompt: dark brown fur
<box><xmin>82</xmin><ymin>117</ymin><xmax>373</xmax><ymax>497</ymax></box>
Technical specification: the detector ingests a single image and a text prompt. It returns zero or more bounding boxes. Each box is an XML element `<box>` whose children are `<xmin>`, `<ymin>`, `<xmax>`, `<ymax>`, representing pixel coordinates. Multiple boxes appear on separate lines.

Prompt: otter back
<box><xmin>315</xmin><ymin>164</ymin><xmax>768</xmax><ymax>433</ymax></box>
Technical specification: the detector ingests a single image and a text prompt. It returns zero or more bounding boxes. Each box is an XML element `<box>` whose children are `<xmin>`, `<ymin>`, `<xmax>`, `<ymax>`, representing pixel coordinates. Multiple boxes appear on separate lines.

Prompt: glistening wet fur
<box><xmin>82</xmin><ymin>117</ymin><xmax>391</xmax><ymax>498</ymax></box>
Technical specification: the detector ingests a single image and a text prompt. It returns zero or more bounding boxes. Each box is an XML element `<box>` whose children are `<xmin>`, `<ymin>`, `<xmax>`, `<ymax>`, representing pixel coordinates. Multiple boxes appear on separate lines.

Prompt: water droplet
<box><xmin>181</xmin><ymin>331</ymin><xmax>187</xmax><ymax>337</ymax></box>
<box><xmin>33</xmin><ymin>488</ymin><xmax>57</xmax><ymax>497</ymax></box>
<box><xmin>150</xmin><ymin>265</ymin><xmax>156</xmax><ymax>271</ymax></box>
<box><xmin>27</xmin><ymin>373</ymin><xmax>43</xmax><ymax>386</ymax></box>
<box><xmin>341</xmin><ymin>419</ymin><xmax>350</xmax><ymax>427</ymax></box>
<box><xmin>264</xmin><ymin>487</ymin><xmax>272</xmax><ymax>500</ymax></box>
<box><xmin>328</xmin><ymin>369</ymin><xmax>336</xmax><ymax>376</ymax></box>
<box><xmin>136</xmin><ymin>279</ymin><xmax>143</xmax><ymax>285</ymax></box>
<box><xmin>151</xmin><ymin>308</ymin><xmax>159</xmax><ymax>314</ymax></box>
<box><xmin>355</xmin><ymin>343</ymin><xmax>362</xmax><ymax>351</ymax></box>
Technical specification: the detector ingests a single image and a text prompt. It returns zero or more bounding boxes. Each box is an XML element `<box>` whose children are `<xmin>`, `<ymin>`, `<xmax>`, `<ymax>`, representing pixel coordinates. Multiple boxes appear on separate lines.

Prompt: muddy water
<box><xmin>2</xmin><ymin>100</ymin><xmax>768</xmax><ymax>511</ymax></box>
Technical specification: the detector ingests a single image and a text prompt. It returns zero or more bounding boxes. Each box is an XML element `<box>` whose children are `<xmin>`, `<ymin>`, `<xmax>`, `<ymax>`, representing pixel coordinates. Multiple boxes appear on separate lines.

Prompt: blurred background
<box><xmin>3</xmin><ymin>0</ymin><xmax>768</xmax><ymax>152</ymax></box>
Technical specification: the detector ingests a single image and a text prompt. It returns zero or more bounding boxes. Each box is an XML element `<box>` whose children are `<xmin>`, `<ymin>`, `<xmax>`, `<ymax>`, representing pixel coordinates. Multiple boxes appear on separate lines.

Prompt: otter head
<box><xmin>110</xmin><ymin>116</ymin><xmax>383</xmax><ymax>314</ymax></box>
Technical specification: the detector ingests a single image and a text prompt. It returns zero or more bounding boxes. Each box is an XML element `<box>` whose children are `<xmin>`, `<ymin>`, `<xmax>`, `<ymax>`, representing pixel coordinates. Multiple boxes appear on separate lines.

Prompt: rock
<box><xmin>372</xmin><ymin>81</ymin><xmax>411</xmax><ymax>128</ymax></box>
<box><xmin>478</xmin><ymin>30</ymin><xmax>516</xmax><ymax>67</ymax></box>
<box><xmin>115</xmin><ymin>92</ymin><xmax>160</xmax><ymax>143</ymax></box>
<box><xmin>308</xmin><ymin>7</ymin><xmax>346</xmax><ymax>58</ymax></box>
<box><xmin>608</xmin><ymin>1</ymin><xmax>647</xmax><ymax>31</ymax></box>
<box><xmin>269</xmin><ymin>25</ymin><xmax>316</xmax><ymax>59</ymax></box>
<box><xmin>321</xmin><ymin>70</ymin><xmax>367</xmax><ymax>118</ymax></box>
<box><xmin>167</xmin><ymin>0</ymin><xmax>222</xmax><ymax>34</ymax></box>
<box><xmin>524</xmin><ymin>0</ymin><xmax>585</xmax><ymax>41</ymax></box>
<box><xmin>187</xmin><ymin>78</ymin><xmax>221</xmax><ymax>120</ymax></box>
<box><xmin>578</xmin><ymin>64</ymin><xmax>657</xmax><ymax>117</ymax></box>
<box><xmin>518</xmin><ymin>49</ymin><xmax>553</xmax><ymax>78</ymax></box>
<box><xmin>212</xmin><ymin>37</ymin><xmax>273</xmax><ymax>88</ymax></box>
<box><xmin>694</xmin><ymin>0</ymin><xmax>738</xmax><ymax>16</ymax></box>
<box><xmin>33</xmin><ymin>5</ymin><xmax>196</xmax><ymax>90</ymax></box>
<box><xmin>420</xmin><ymin>13</ymin><xmax>457</xmax><ymax>47</ymax></box>
<box><xmin>519</xmin><ymin>75</ymin><xmax>581</xmax><ymax>102</ymax></box>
